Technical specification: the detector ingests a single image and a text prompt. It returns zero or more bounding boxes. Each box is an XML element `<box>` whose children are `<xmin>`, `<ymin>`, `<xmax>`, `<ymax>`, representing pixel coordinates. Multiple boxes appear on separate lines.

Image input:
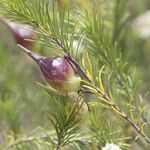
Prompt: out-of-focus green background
<box><xmin>0</xmin><ymin>0</ymin><xmax>150</xmax><ymax>149</ymax></box>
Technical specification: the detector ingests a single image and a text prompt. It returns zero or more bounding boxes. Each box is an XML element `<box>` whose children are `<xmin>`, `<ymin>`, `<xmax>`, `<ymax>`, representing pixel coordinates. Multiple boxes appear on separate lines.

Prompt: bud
<box><xmin>0</xmin><ymin>18</ymin><xmax>36</xmax><ymax>48</ymax></box>
<box><xmin>19</xmin><ymin>45</ymin><xmax>81</xmax><ymax>92</ymax></box>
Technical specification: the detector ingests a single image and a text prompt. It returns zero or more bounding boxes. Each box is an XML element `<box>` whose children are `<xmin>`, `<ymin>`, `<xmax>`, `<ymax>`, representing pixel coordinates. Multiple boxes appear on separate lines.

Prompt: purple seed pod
<box><xmin>1</xmin><ymin>18</ymin><xmax>36</xmax><ymax>48</ymax></box>
<box><xmin>19</xmin><ymin>45</ymin><xmax>81</xmax><ymax>92</ymax></box>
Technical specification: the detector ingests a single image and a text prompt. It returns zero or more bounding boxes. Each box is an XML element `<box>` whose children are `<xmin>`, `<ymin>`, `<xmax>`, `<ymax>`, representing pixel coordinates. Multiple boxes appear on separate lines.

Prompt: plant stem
<box><xmin>5</xmin><ymin>137</ymin><xmax>35</xmax><ymax>150</ymax></box>
<box><xmin>52</xmin><ymin>34</ymin><xmax>150</xmax><ymax>144</ymax></box>
<box><xmin>55</xmin><ymin>144</ymin><xmax>59</xmax><ymax>150</ymax></box>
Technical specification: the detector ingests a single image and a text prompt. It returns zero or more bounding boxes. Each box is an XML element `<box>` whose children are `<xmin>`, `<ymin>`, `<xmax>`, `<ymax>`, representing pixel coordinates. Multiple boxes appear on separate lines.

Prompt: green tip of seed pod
<box><xmin>61</xmin><ymin>75</ymin><xmax>81</xmax><ymax>92</ymax></box>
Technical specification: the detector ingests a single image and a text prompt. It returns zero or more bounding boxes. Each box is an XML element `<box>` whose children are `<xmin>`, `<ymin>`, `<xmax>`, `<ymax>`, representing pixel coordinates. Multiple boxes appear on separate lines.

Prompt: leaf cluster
<box><xmin>48</xmin><ymin>95</ymin><xmax>83</xmax><ymax>149</ymax></box>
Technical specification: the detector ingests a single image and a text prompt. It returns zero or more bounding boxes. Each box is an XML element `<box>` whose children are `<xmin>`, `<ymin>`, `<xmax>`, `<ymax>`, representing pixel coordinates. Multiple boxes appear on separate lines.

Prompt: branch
<box><xmin>5</xmin><ymin>135</ymin><xmax>98</xmax><ymax>150</ymax></box>
<box><xmin>50</xmin><ymin>34</ymin><xmax>150</xmax><ymax>144</ymax></box>
<box><xmin>5</xmin><ymin>135</ymin><xmax>53</xmax><ymax>150</ymax></box>
<box><xmin>5</xmin><ymin>137</ymin><xmax>35</xmax><ymax>150</ymax></box>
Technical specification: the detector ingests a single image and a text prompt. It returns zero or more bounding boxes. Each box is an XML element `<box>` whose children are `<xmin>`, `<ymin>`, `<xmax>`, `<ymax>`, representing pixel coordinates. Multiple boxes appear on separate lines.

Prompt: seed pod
<box><xmin>0</xmin><ymin>18</ymin><xmax>36</xmax><ymax>48</ymax></box>
<box><xmin>19</xmin><ymin>45</ymin><xmax>81</xmax><ymax>92</ymax></box>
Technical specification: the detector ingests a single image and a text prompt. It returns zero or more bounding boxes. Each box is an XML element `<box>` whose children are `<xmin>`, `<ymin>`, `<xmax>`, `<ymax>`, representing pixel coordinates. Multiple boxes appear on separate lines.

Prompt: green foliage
<box><xmin>89</xmin><ymin>105</ymin><xmax>132</xmax><ymax>149</ymax></box>
<box><xmin>48</xmin><ymin>95</ymin><xmax>83</xmax><ymax>149</ymax></box>
<box><xmin>0</xmin><ymin>0</ymin><xmax>81</xmax><ymax>56</ymax></box>
<box><xmin>0</xmin><ymin>93</ymin><xmax>21</xmax><ymax>134</ymax></box>
<box><xmin>0</xmin><ymin>0</ymin><xmax>150</xmax><ymax>149</ymax></box>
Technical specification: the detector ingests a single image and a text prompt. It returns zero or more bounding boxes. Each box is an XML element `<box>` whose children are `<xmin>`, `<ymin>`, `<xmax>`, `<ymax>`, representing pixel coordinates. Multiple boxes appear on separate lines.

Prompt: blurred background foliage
<box><xmin>0</xmin><ymin>0</ymin><xmax>150</xmax><ymax>149</ymax></box>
